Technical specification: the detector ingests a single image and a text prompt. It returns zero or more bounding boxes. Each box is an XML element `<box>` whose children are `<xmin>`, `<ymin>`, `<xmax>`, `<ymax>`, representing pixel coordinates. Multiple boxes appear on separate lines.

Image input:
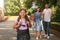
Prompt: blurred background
<box><xmin>2</xmin><ymin>0</ymin><xmax>60</xmax><ymax>22</ymax></box>
<box><xmin>0</xmin><ymin>0</ymin><xmax>60</xmax><ymax>40</ymax></box>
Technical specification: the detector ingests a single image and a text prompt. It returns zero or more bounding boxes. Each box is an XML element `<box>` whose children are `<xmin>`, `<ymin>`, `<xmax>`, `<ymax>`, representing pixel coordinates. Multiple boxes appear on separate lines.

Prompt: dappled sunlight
<box><xmin>0</xmin><ymin>35</ymin><xmax>3</xmax><ymax>37</ymax></box>
<box><xmin>7</xmin><ymin>16</ymin><xmax>18</xmax><ymax>21</ymax></box>
<box><xmin>0</xmin><ymin>28</ymin><xmax>12</xmax><ymax>30</ymax></box>
<box><xmin>0</xmin><ymin>0</ymin><xmax>60</xmax><ymax>40</ymax></box>
<box><xmin>0</xmin><ymin>20</ymin><xmax>60</xmax><ymax>40</ymax></box>
<box><xmin>11</xmin><ymin>37</ymin><xmax>16</xmax><ymax>40</ymax></box>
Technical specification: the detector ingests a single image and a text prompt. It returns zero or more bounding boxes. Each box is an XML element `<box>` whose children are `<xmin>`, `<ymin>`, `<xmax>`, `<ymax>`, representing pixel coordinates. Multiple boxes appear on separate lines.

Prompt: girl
<box><xmin>30</xmin><ymin>14</ymin><xmax>35</xmax><ymax>31</ymax></box>
<box><xmin>13</xmin><ymin>8</ymin><xmax>31</xmax><ymax>40</ymax></box>
<box><xmin>34</xmin><ymin>7</ymin><xmax>43</xmax><ymax>40</ymax></box>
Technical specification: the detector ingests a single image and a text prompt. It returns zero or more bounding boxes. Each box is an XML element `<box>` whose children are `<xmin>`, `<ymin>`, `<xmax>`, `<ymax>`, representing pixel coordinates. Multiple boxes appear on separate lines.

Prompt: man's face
<box><xmin>45</xmin><ymin>4</ymin><xmax>49</xmax><ymax>8</ymax></box>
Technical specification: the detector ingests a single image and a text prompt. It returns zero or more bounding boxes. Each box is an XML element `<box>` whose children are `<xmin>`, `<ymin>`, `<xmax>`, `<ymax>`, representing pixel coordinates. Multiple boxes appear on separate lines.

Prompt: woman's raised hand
<box><xmin>18</xmin><ymin>19</ymin><xmax>21</xmax><ymax>25</ymax></box>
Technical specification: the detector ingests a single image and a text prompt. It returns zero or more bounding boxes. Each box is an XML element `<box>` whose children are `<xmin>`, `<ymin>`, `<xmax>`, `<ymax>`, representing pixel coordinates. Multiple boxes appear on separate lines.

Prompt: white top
<box><xmin>43</xmin><ymin>8</ymin><xmax>52</xmax><ymax>22</ymax></box>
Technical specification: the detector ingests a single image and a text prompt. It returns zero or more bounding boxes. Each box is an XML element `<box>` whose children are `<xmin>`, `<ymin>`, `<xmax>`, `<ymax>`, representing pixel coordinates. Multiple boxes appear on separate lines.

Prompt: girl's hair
<box><xmin>17</xmin><ymin>8</ymin><xmax>29</xmax><ymax>22</ymax></box>
<box><xmin>36</xmin><ymin>7</ymin><xmax>41</xmax><ymax>12</ymax></box>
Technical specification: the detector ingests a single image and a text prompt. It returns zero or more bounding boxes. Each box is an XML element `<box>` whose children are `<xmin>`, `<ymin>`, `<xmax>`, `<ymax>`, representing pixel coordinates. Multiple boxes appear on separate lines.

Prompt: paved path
<box><xmin>0</xmin><ymin>21</ymin><xmax>60</xmax><ymax>40</ymax></box>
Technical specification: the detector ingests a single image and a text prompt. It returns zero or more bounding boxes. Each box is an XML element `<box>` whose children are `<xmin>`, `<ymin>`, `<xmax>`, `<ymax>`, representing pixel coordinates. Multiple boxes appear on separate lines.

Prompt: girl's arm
<box><xmin>41</xmin><ymin>12</ymin><xmax>44</xmax><ymax>20</ymax></box>
<box><xmin>13</xmin><ymin>23</ymin><xmax>19</xmax><ymax>29</ymax></box>
<box><xmin>13</xmin><ymin>21</ymin><xmax>21</xmax><ymax>29</ymax></box>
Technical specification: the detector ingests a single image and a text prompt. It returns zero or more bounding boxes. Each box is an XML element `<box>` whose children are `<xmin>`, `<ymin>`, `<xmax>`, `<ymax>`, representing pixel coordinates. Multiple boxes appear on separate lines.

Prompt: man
<box><xmin>43</xmin><ymin>4</ymin><xmax>53</xmax><ymax>39</ymax></box>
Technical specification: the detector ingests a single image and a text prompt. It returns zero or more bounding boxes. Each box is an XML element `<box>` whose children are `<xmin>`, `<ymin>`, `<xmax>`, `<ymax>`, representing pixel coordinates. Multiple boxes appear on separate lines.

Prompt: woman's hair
<box><xmin>36</xmin><ymin>7</ymin><xmax>41</xmax><ymax>12</ymax></box>
<box><xmin>17</xmin><ymin>8</ymin><xmax>29</xmax><ymax>22</ymax></box>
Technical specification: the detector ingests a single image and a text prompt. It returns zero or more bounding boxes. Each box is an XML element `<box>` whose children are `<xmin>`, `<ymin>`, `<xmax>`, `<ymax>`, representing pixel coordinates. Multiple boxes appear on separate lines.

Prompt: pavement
<box><xmin>0</xmin><ymin>21</ymin><xmax>60</xmax><ymax>40</ymax></box>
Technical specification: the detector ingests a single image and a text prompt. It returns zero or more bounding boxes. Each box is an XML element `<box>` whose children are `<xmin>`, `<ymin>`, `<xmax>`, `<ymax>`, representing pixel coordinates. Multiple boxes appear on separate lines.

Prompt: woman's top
<box><xmin>15</xmin><ymin>19</ymin><xmax>27</xmax><ymax>30</ymax></box>
<box><xmin>34</xmin><ymin>12</ymin><xmax>42</xmax><ymax>22</ymax></box>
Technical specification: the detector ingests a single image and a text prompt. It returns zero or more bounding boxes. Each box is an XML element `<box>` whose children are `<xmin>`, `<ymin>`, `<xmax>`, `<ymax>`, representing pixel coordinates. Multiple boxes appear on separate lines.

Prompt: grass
<box><xmin>51</xmin><ymin>22</ymin><xmax>60</xmax><ymax>25</ymax></box>
<box><xmin>51</xmin><ymin>22</ymin><xmax>60</xmax><ymax>32</ymax></box>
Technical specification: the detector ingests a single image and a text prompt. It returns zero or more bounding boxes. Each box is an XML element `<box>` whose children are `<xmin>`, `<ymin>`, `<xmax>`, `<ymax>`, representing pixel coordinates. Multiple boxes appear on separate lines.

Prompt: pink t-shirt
<box><xmin>15</xmin><ymin>19</ymin><xmax>27</xmax><ymax>30</ymax></box>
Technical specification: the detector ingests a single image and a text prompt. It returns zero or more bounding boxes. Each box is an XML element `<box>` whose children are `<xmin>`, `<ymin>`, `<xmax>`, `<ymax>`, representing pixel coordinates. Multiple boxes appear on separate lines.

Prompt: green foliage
<box><xmin>27</xmin><ymin>8</ymin><xmax>33</xmax><ymax>15</ymax></box>
<box><xmin>4</xmin><ymin>0</ymin><xmax>20</xmax><ymax>16</ymax></box>
<box><xmin>51</xmin><ymin>0</ymin><xmax>60</xmax><ymax>22</ymax></box>
<box><xmin>23</xmin><ymin>0</ymin><xmax>32</xmax><ymax>9</ymax></box>
<box><xmin>24</xmin><ymin>0</ymin><xmax>60</xmax><ymax>22</ymax></box>
<box><xmin>53</xmin><ymin>5</ymin><xmax>60</xmax><ymax>22</ymax></box>
<box><xmin>35</xmin><ymin>0</ymin><xmax>57</xmax><ymax>10</ymax></box>
<box><xmin>51</xmin><ymin>22</ymin><xmax>60</xmax><ymax>25</ymax></box>
<box><xmin>24</xmin><ymin>0</ymin><xmax>57</xmax><ymax>10</ymax></box>
<box><xmin>4</xmin><ymin>0</ymin><xmax>60</xmax><ymax>22</ymax></box>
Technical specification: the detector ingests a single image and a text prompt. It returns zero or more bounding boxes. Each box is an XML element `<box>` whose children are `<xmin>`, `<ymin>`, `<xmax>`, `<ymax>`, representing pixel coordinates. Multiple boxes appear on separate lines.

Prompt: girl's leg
<box><xmin>35</xmin><ymin>21</ymin><xmax>39</xmax><ymax>40</ymax></box>
<box><xmin>36</xmin><ymin>31</ymin><xmax>39</xmax><ymax>40</ymax></box>
<box><xmin>17</xmin><ymin>34</ymin><xmax>19</xmax><ymax>40</ymax></box>
<box><xmin>40</xmin><ymin>31</ymin><xmax>42</xmax><ymax>38</ymax></box>
<box><xmin>17</xmin><ymin>31</ymin><xmax>19</xmax><ymax>40</ymax></box>
<box><xmin>32</xmin><ymin>26</ymin><xmax>34</xmax><ymax>31</ymax></box>
<box><xmin>27</xmin><ymin>29</ymin><xmax>30</xmax><ymax>40</ymax></box>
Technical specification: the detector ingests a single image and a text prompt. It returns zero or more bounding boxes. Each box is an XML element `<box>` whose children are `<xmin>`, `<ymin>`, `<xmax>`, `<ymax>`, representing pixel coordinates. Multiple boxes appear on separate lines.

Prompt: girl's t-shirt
<box><xmin>34</xmin><ymin>12</ymin><xmax>42</xmax><ymax>22</ymax></box>
<box><xmin>15</xmin><ymin>19</ymin><xmax>27</xmax><ymax>30</ymax></box>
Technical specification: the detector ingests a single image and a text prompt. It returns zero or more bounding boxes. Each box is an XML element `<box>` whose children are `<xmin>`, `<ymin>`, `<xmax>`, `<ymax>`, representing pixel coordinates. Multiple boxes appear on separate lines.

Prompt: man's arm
<box><xmin>42</xmin><ymin>9</ymin><xmax>45</xmax><ymax>20</ymax></box>
<box><xmin>42</xmin><ymin>12</ymin><xmax>44</xmax><ymax>20</ymax></box>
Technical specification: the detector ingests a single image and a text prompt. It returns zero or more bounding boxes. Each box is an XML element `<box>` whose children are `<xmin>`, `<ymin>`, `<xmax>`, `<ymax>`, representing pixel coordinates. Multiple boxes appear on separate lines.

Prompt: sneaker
<box><xmin>36</xmin><ymin>37</ymin><xmax>38</xmax><ymax>40</ymax></box>
<box><xmin>47</xmin><ymin>36</ymin><xmax>50</xmax><ymax>39</ymax></box>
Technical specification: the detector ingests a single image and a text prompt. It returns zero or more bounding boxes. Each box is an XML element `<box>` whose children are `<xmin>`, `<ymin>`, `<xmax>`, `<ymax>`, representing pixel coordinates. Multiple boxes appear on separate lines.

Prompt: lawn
<box><xmin>51</xmin><ymin>22</ymin><xmax>60</xmax><ymax>32</ymax></box>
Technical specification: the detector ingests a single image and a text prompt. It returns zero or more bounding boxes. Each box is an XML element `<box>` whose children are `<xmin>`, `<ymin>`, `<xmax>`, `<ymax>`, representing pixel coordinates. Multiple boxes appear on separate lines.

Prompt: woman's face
<box><xmin>19</xmin><ymin>10</ymin><xmax>26</xmax><ymax>18</ymax></box>
<box><xmin>37</xmin><ymin>8</ymin><xmax>40</xmax><ymax>12</ymax></box>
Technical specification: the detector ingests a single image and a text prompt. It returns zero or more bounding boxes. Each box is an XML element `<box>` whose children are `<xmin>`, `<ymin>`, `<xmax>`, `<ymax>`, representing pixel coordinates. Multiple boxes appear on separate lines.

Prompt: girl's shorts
<box><xmin>35</xmin><ymin>20</ymin><xmax>42</xmax><ymax>32</ymax></box>
<box><xmin>17</xmin><ymin>29</ymin><xmax>30</xmax><ymax>40</ymax></box>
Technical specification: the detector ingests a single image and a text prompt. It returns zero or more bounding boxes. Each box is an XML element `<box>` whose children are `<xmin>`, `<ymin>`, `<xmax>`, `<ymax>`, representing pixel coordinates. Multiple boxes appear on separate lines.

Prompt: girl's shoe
<box><xmin>36</xmin><ymin>37</ymin><xmax>38</xmax><ymax>40</ymax></box>
<box><xmin>47</xmin><ymin>36</ymin><xmax>50</xmax><ymax>39</ymax></box>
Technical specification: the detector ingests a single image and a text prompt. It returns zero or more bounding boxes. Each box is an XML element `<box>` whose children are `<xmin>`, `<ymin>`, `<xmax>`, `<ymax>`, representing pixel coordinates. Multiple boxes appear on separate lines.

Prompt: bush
<box><xmin>4</xmin><ymin>0</ymin><xmax>20</xmax><ymax>16</ymax></box>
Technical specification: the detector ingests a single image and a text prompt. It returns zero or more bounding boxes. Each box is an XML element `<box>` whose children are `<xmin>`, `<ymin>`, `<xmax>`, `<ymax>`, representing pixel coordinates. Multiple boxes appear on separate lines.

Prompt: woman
<box><xmin>13</xmin><ymin>8</ymin><xmax>31</xmax><ymax>40</ymax></box>
<box><xmin>34</xmin><ymin>7</ymin><xmax>43</xmax><ymax>40</ymax></box>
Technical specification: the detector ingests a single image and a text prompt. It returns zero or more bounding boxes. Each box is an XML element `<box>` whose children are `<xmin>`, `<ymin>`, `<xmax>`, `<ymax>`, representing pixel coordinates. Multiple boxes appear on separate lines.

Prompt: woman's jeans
<box><xmin>44</xmin><ymin>21</ymin><xmax>51</xmax><ymax>36</ymax></box>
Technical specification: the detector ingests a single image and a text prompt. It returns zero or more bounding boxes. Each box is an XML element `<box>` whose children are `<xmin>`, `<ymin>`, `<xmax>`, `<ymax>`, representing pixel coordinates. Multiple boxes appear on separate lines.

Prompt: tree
<box><xmin>53</xmin><ymin>0</ymin><xmax>60</xmax><ymax>22</ymax></box>
<box><xmin>4</xmin><ymin>0</ymin><xmax>20</xmax><ymax>16</ymax></box>
<box><xmin>23</xmin><ymin>0</ymin><xmax>32</xmax><ymax>9</ymax></box>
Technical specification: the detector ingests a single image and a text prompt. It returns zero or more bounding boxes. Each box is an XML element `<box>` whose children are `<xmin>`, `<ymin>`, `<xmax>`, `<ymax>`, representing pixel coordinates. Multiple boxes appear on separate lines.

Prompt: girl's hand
<box><xmin>18</xmin><ymin>19</ymin><xmax>21</xmax><ymax>25</ymax></box>
<box><xmin>13</xmin><ymin>19</ymin><xmax>21</xmax><ymax>29</ymax></box>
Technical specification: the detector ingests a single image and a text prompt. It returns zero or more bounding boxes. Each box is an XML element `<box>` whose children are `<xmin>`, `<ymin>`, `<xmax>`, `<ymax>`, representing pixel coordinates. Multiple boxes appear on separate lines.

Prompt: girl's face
<box><xmin>37</xmin><ymin>8</ymin><xmax>40</xmax><ymax>12</ymax></box>
<box><xmin>19</xmin><ymin>10</ymin><xmax>26</xmax><ymax>18</ymax></box>
<box><xmin>30</xmin><ymin>15</ymin><xmax>34</xmax><ymax>20</ymax></box>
